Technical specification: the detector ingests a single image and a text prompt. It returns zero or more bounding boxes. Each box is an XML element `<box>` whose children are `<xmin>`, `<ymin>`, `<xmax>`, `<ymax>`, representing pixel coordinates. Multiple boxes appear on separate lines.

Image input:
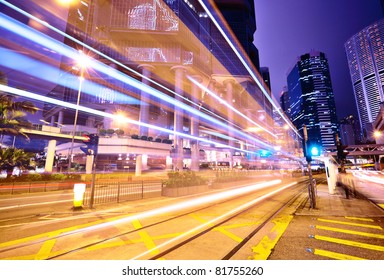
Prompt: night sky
<box><xmin>254</xmin><ymin>0</ymin><xmax>383</xmax><ymax>120</ymax></box>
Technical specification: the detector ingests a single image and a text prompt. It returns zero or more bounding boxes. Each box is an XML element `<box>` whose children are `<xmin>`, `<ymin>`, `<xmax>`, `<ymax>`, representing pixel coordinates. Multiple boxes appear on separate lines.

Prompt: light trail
<box><xmin>0</xmin><ymin>11</ymin><xmax>276</xmax><ymax>151</ymax></box>
<box><xmin>198</xmin><ymin>0</ymin><xmax>301</xmax><ymax>138</ymax></box>
<box><xmin>0</xmin><ymin>47</ymin><xmax>139</xmax><ymax>105</ymax></box>
<box><xmin>33</xmin><ymin>180</ymin><xmax>282</xmax><ymax>242</ymax></box>
<box><xmin>0</xmin><ymin>2</ymin><xmax>246</xmax><ymax>127</ymax></box>
<box><xmin>132</xmin><ymin>181</ymin><xmax>297</xmax><ymax>259</ymax></box>
<box><xmin>188</xmin><ymin>75</ymin><xmax>277</xmax><ymax>138</ymax></box>
<box><xmin>0</xmin><ymin>84</ymin><xmax>258</xmax><ymax>154</ymax></box>
<box><xmin>352</xmin><ymin>171</ymin><xmax>384</xmax><ymax>185</ymax></box>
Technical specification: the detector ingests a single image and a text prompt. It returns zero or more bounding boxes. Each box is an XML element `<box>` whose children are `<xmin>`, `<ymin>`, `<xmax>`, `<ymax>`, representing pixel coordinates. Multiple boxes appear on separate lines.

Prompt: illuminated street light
<box><xmin>374</xmin><ymin>130</ymin><xmax>382</xmax><ymax>139</ymax></box>
<box><xmin>56</xmin><ymin>0</ymin><xmax>76</xmax><ymax>5</ymax></box>
<box><xmin>68</xmin><ymin>50</ymin><xmax>88</xmax><ymax>172</ymax></box>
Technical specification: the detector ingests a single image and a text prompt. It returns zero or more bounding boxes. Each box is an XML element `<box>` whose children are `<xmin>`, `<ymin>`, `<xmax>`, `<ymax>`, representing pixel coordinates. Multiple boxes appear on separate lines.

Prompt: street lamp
<box><xmin>67</xmin><ymin>51</ymin><xmax>88</xmax><ymax>172</ymax></box>
<box><xmin>374</xmin><ymin>130</ymin><xmax>382</xmax><ymax>143</ymax></box>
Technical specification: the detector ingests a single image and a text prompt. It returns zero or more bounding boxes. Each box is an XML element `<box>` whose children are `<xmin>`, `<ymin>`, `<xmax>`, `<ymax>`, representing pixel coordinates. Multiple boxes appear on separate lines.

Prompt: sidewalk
<box><xmin>268</xmin><ymin>183</ymin><xmax>384</xmax><ymax>260</ymax></box>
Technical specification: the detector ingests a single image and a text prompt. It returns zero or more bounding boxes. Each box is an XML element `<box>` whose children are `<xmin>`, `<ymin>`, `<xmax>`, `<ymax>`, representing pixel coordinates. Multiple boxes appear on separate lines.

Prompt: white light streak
<box><xmin>132</xmin><ymin>180</ymin><xmax>296</xmax><ymax>259</ymax></box>
<box><xmin>61</xmin><ymin>180</ymin><xmax>283</xmax><ymax>242</ymax></box>
<box><xmin>188</xmin><ymin>75</ymin><xmax>277</xmax><ymax>138</ymax></box>
<box><xmin>197</xmin><ymin>0</ymin><xmax>301</xmax><ymax>138</ymax></box>
<box><xmin>0</xmin><ymin>11</ymin><xmax>275</xmax><ymax>151</ymax></box>
<box><xmin>0</xmin><ymin>84</ymin><xmax>255</xmax><ymax>154</ymax></box>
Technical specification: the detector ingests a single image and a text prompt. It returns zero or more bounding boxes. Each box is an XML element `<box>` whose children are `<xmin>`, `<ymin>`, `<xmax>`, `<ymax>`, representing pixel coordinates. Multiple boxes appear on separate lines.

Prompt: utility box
<box><xmin>73</xmin><ymin>183</ymin><xmax>86</xmax><ymax>208</ymax></box>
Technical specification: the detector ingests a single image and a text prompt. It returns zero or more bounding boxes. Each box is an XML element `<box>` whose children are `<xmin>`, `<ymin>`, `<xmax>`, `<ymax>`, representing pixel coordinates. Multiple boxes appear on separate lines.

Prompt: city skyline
<box><xmin>254</xmin><ymin>0</ymin><xmax>383</xmax><ymax>120</ymax></box>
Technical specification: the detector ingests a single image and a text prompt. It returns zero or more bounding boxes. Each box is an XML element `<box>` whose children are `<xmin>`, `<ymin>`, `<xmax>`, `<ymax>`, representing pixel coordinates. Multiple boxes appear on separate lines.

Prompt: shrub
<box><xmin>164</xmin><ymin>171</ymin><xmax>207</xmax><ymax>188</ymax></box>
<box><xmin>49</xmin><ymin>173</ymin><xmax>67</xmax><ymax>181</ymax></box>
<box><xmin>0</xmin><ymin>173</ymin><xmax>82</xmax><ymax>182</ymax></box>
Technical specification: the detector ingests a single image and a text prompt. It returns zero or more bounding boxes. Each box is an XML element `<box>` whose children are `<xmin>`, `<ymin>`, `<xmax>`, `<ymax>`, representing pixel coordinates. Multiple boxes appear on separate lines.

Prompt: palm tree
<box><xmin>0</xmin><ymin>147</ymin><xmax>34</xmax><ymax>178</ymax></box>
<box><xmin>0</xmin><ymin>71</ymin><xmax>39</xmax><ymax>141</ymax></box>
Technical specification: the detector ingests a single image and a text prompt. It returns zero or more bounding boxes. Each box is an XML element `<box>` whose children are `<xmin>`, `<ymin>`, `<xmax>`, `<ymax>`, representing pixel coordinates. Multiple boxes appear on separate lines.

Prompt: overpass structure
<box><xmin>324</xmin><ymin>144</ymin><xmax>384</xmax><ymax>156</ymax></box>
<box><xmin>20</xmin><ymin>125</ymin><xmax>174</xmax><ymax>174</ymax></box>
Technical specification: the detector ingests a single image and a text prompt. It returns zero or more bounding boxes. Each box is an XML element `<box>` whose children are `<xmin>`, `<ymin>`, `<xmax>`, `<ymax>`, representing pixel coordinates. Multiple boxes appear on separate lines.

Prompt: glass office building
<box><xmin>287</xmin><ymin>51</ymin><xmax>338</xmax><ymax>148</ymax></box>
<box><xmin>345</xmin><ymin>18</ymin><xmax>384</xmax><ymax>139</ymax></box>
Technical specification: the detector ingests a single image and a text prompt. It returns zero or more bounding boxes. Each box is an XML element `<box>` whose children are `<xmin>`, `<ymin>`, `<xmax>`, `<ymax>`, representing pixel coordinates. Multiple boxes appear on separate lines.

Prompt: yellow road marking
<box><xmin>87</xmin><ymin>232</ymin><xmax>183</xmax><ymax>251</ymax></box>
<box><xmin>190</xmin><ymin>214</ymin><xmax>243</xmax><ymax>242</ymax></box>
<box><xmin>0</xmin><ymin>214</ymin><xmax>130</xmax><ymax>249</ymax></box>
<box><xmin>313</xmin><ymin>248</ymin><xmax>366</xmax><ymax>260</ymax></box>
<box><xmin>379</xmin><ymin>204</ymin><xmax>384</xmax><ymax>210</ymax></box>
<box><xmin>249</xmin><ymin>215</ymin><xmax>293</xmax><ymax>260</ymax></box>
<box><xmin>132</xmin><ymin>219</ymin><xmax>159</xmax><ymax>255</ymax></box>
<box><xmin>35</xmin><ymin>233</ymin><xmax>57</xmax><ymax>260</ymax></box>
<box><xmin>189</xmin><ymin>214</ymin><xmax>259</xmax><ymax>243</ymax></box>
<box><xmin>345</xmin><ymin>216</ymin><xmax>374</xmax><ymax>222</ymax></box>
<box><xmin>315</xmin><ymin>235</ymin><xmax>384</xmax><ymax>251</ymax></box>
<box><xmin>317</xmin><ymin>218</ymin><xmax>383</xmax><ymax>230</ymax></box>
<box><xmin>316</xmin><ymin>225</ymin><xmax>384</xmax><ymax>239</ymax></box>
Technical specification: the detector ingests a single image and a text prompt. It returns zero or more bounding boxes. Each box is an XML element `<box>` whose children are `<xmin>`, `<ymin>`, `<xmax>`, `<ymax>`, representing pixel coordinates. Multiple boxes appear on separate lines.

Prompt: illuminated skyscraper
<box><xmin>213</xmin><ymin>0</ymin><xmax>260</xmax><ymax>72</ymax></box>
<box><xmin>287</xmin><ymin>51</ymin><xmax>338</xmax><ymax>148</ymax></box>
<box><xmin>345</xmin><ymin>18</ymin><xmax>384</xmax><ymax>140</ymax></box>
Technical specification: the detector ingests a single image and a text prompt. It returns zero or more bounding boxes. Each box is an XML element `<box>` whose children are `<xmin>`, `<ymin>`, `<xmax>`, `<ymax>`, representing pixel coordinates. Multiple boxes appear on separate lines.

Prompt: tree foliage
<box><xmin>0</xmin><ymin>71</ymin><xmax>39</xmax><ymax>139</ymax></box>
<box><xmin>0</xmin><ymin>146</ymin><xmax>34</xmax><ymax>177</ymax></box>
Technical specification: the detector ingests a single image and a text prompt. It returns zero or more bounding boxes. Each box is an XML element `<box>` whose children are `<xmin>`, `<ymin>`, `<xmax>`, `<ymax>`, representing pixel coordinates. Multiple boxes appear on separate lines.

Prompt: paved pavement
<box><xmin>268</xmin><ymin>182</ymin><xmax>384</xmax><ymax>260</ymax></box>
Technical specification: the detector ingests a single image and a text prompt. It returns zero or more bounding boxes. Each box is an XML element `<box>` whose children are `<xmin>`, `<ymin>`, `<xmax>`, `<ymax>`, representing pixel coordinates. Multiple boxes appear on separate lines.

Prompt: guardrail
<box><xmin>0</xmin><ymin>181</ymin><xmax>79</xmax><ymax>194</ymax></box>
<box><xmin>82</xmin><ymin>180</ymin><xmax>163</xmax><ymax>206</ymax></box>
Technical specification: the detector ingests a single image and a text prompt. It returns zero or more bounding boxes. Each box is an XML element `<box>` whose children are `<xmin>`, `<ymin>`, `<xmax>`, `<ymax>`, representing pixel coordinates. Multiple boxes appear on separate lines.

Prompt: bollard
<box><xmin>73</xmin><ymin>183</ymin><xmax>86</xmax><ymax>208</ymax></box>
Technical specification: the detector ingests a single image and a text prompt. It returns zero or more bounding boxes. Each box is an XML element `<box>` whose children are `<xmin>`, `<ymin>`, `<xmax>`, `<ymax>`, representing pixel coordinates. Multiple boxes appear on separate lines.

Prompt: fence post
<box><xmin>141</xmin><ymin>181</ymin><xmax>144</xmax><ymax>199</ymax></box>
<box><xmin>117</xmin><ymin>181</ymin><xmax>121</xmax><ymax>203</ymax></box>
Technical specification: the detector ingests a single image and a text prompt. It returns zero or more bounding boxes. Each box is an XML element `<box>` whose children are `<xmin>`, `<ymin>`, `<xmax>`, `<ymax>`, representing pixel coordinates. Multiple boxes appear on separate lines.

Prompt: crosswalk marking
<box><xmin>313</xmin><ymin>248</ymin><xmax>366</xmax><ymax>260</ymax></box>
<box><xmin>309</xmin><ymin>216</ymin><xmax>384</xmax><ymax>260</ymax></box>
<box><xmin>344</xmin><ymin>216</ymin><xmax>374</xmax><ymax>222</ymax></box>
<box><xmin>317</xmin><ymin>218</ymin><xmax>383</xmax><ymax>230</ymax></box>
<box><xmin>316</xmin><ymin>225</ymin><xmax>384</xmax><ymax>239</ymax></box>
<box><xmin>314</xmin><ymin>235</ymin><xmax>384</xmax><ymax>252</ymax></box>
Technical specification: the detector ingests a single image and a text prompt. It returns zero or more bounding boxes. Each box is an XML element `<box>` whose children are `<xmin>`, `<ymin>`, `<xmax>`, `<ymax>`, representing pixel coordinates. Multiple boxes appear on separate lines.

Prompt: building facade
<box><xmin>345</xmin><ymin>18</ymin><xmax>384</xmax><ymax>140</ymax></box>
<box><xmin>38</xmin><ymin>0</ymin><xmax>295</xmax><ymax>171</ymax></box>
<box><xmin>0</xmin><ymin>0</ymin><xmax>301</xmax><ymax>173</ymax></box>
<box><xmin>339</xmin><ymin>115</ymin><xmax>357</xmax><ymax>146</ymax></box>
<box><xmin>286</xmin><ymin>51</ymin><xmax>338</xmax><ymax>149</ymax></box>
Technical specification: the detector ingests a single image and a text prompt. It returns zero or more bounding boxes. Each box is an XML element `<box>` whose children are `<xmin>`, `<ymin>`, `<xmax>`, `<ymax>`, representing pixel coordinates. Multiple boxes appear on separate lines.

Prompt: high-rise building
<box><xmin>339</xmin><ymin>115</ymin><xmax>358</xmax><ymax>146</ymax></box>
<box><xmin>259</xmin><ymin>67</ymin><xmax>271</xmax><ymax>91</ymax></box>
<box><xmin>345</xmin><ymin>18</ymin><xmax>384</xmax><ymax>140</ymax></box>
<box><xmin>279</xmin><ymin>86</ymin><xmax>290</xmax><ymax>118</ymax></box>
<box><xmin>286</xmin><ymin>51</ymin><xmax>338</xmax><ymax>149</ymax></box>
<box><xmin>213</xmin><ymin>0</ymin><xmax>260</xmax><ymax>72</ymax></box>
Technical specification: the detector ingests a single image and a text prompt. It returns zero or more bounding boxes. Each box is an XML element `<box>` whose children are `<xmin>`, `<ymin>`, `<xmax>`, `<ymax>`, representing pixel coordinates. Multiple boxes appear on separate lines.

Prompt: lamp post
<box><xmin>303</xmin><ymin>125</ymin><xmax>316</xmax><ymax>209</ymax></box>
<box><xmin>67</xmin><ymin>51</ymin><xmax>87</xmax><ymax>172</ymax></box>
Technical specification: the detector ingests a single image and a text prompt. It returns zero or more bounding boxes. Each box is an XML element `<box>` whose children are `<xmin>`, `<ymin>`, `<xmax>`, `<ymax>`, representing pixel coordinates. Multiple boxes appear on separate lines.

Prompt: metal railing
<box><xmin>83</xmin><ymin>180</ymin><xmax>163</xmax><ymax>206</ymax></box>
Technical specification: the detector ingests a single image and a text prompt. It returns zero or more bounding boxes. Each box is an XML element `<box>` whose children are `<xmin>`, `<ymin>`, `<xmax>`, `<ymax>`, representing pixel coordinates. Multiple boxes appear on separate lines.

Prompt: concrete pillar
<box><xmin>166</xmin><ymin>156</ymin><xmax>173</xmax><ymax>170</ymax></box>
<box><xmin>171</xmin><ymin>65</ymin><xmax>188</xmax><ymax>171</ymax></box>
<box><xmin>224</xmin><ymin>78</ymin><xmax>236</xmax><ymax>168</ymax></box>
<box><xmin>138</xmin><ymin>64</ymin><xmax>155</xmax><ymax>137</ymax></box>
<box><xmin>190</xmin><ymin>75</ymin><xmax>202</xmax><ymax>171</ymax></box>
<box><xmin>57</xmin><ymin>110</ymin><xmax>64</xmax><ymax>127</ymax></box>
<box><xmin>135</xmin><ymin>154</ymin><xmax>142</xmax><ymax>176</ymax></box>
<box><xmin>142</xmin><ymin>154</ymin><xmax>148</xmax><ymax>171</ymax></box>
<box><xmin>45</xmin><ymin>140</ymin><xmax>57</xmax><ymax>172</ymax></box>
<box><xmin>324</xmin><ymin>157</ymin><xmax>338</xmax><ymax>194</ymax></box>
<box><xmin>85</xmin><ymin>155</ymin><xmax>94</xmax><ymax>174</ymax></box>
<box><xmin>50</xmin><ymin>115</ymin><xmax>56</xmax><ymax>127</ymax></box>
